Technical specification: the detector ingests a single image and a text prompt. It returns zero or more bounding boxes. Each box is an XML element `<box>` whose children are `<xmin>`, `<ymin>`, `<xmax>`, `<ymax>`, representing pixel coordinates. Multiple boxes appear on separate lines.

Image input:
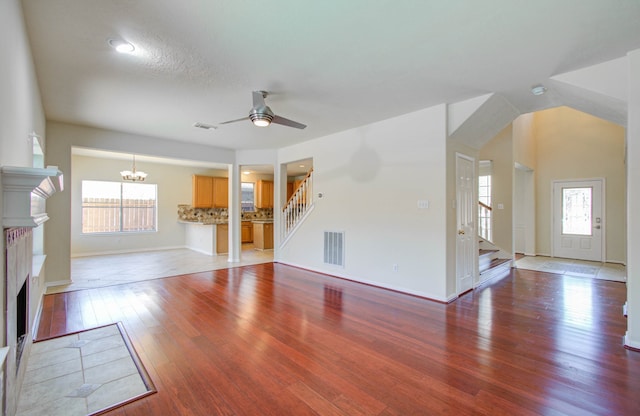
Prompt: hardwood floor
<box><xmin>35</xmin><ymin>263</ymin><xmax>640</xmax><ymax>415</ymax></box>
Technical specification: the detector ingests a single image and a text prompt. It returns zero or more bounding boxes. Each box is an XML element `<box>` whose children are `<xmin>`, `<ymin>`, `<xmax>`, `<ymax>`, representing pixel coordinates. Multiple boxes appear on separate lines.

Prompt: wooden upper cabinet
<box><xmin>192</xmin><ymin>175</ymin><xmax>214</xmax><ymax>208</ymax></box>
<box><xmin>192</xmin><ymin>175</ymin><xmax>228</xmax><ymax>208</ymax></box>
<box><xmin>212</xmin><ymin>177</ymin><xmax>228</xmax><ymax>208</ymax></box>
<box><xmin>255</xmin><ymin>180</ymin><xmax>274</xmax><ymax>208</ymax></box>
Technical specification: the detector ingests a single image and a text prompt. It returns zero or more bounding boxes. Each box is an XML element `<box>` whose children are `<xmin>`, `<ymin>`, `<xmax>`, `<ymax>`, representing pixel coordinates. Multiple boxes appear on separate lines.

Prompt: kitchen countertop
<box><xmin>179</xmin><ymin>218</ymin><xmax>273</xmax><ymax>225</ymax></box>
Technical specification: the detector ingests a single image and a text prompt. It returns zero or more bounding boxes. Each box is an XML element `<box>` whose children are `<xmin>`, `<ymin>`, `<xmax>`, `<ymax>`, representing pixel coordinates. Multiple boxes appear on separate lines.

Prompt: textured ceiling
<box><xmin>21</xmin><ymin>0</ymin><xmax>640</xmax><ymax>150</ymax></box>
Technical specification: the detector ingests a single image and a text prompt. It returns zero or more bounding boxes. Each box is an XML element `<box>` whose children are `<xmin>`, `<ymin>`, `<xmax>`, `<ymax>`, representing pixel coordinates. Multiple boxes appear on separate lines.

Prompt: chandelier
<box><xmin>120</xmin><ymin>155</ymin><xmax>147</xmax><ymax>182</ymax></box>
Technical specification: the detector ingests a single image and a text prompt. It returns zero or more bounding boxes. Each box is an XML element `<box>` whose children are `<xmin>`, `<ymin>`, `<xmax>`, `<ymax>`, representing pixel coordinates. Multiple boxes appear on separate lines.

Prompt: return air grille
<box><xmin>324</xmin><ymin>231</ymin><xmax>344</xmax><ymax>267</ymax></box>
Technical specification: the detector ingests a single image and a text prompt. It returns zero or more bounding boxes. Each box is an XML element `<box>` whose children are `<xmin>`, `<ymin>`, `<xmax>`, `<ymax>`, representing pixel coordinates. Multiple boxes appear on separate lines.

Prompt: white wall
<box><xmin>0</xmin><ymin>0</ymin><xmax>45</xmax><ymax>167</ymax></box>
<box><xmin>277</xmin><ymin>105</ymin><xmax>450</xmax><ymax>302</ymax></box>
<box><xmin>626</xmin><ymin>48</ymin><xmax>640</xmax><ymax>349</ymax></box>
<box><xmin>0</xmin><ymin>1</ymin><xmax>47</xmax><ymax>414</ymax></box>
<box><xmin>71</xmin><ymin>154</ymin><xmax>227</xmax><ymax>257</ymax></box>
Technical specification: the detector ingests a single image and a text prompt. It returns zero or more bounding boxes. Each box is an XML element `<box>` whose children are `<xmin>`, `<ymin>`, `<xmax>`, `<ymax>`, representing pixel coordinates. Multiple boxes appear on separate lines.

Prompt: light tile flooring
<box><xmin>48</xmin><ymin>245</ymin><xmax>274</xmax><ymax>294</ymax></box>
<box><xmin>515</xmin><ymin>255</ymin><xmax>626</xmax><ymax>282</ymax></box>
<box><xmin>17</xmin><ymin>325</ymin><xmax>150</xmax><ymax>416</ymax></box>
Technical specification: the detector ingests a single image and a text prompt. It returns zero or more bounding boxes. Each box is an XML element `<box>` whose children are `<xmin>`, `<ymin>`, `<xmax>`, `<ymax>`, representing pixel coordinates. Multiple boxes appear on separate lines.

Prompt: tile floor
<box><xmin>17</xmin><ymin>324</ymin><xmax>151</xmax><ymax>416</ymax></box>
<box><xmin>48</xmin><ymin>245</ymin><xmax>274</xmax><ymax>294</ymax></box>
<box><xmin>515</xmin><ymin>255</ymin><xmax>626</xmax><ymax>282</ymax></box>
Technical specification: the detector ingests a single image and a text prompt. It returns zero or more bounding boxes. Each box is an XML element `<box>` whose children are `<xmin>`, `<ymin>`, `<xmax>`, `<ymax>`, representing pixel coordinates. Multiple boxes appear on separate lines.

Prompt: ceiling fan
<box><xmin>219</xmin><ymin>91</ymin><xmax>307</xmax><ymax>129</ymax></box>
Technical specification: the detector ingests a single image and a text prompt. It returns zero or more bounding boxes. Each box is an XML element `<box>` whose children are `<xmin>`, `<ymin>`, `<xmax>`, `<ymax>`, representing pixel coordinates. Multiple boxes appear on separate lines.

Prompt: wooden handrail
<box><xmin>284</xmin><ymin>168</ymin><xmax>314</xmax><ymax>209</ymax></box>
<box><xmin>478</xmin><ymin>201</ymin><xmax>492</xmax><ymax>211</ymax></box>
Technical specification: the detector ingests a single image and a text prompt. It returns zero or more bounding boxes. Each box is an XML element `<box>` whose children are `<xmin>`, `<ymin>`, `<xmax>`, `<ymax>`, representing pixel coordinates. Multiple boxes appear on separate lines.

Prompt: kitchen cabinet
<box><xmin>253</xmin><ymin>221</ymin><xmax>274</xmax><ymax>250</ymax></box>
<box><xmin>241</xmin><ymin>221</ymin><xmax>253</xmax><ymax>243</ymax></box>
<box><xmin>255</xmin><ymin>180</ymin><xmax>274</xmax><ymax>208</ymax></box>
<box><xmin>192</xmin><ymin>175</ymin><xmax>228</xmax><ymax>208</ymax></box>
<box><xmin>212</xmin><ymin>177</ymin><xmax>228</xmax><ymax>208</ymax></box>
<box><xmin>286</xmin><ymin>182</ymin><xmax>293</xmax><ymax>200</ymax></box>
<box><xmin>216</xmin><ymin>223</ymin><xmax>228</xmax><ymax>254</ymax></box>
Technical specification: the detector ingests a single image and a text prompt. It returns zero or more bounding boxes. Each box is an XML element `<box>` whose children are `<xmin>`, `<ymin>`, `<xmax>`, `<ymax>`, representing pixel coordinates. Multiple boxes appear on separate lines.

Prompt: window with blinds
<box><xmin>82</xmin><ymin>180</ymin><xmax>157</xmax><ymax>234</ymax></box>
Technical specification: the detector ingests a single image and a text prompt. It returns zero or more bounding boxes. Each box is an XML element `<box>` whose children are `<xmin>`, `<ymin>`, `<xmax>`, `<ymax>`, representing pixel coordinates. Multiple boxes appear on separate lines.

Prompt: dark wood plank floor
<box><xmin>35</xmin><ymin>263</ymin><xmax>640</xmax><ymax>415</ymax></box>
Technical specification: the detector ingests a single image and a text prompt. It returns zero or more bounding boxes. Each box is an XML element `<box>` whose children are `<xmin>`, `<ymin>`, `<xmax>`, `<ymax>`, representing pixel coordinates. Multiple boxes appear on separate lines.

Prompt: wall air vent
<box><xmin>324</xmin><ymin>231</ymin><xmax>345</xmax><ymax>267</ymax></box>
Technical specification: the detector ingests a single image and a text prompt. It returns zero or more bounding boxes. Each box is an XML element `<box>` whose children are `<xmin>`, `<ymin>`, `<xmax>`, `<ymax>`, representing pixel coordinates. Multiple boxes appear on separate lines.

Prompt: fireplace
<box><xmin>1</xmin><ymin>166</ymin><xmax>63</xmax><ymax>416</ymax></box>
<box><xmin>16</xmin><ymin>278</ymin><xmax>28</xmax><ymax>367</ymax></box>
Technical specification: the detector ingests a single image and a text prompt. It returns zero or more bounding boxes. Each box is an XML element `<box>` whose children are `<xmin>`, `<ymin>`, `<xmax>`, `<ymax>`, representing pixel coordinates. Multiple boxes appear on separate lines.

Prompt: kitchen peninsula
<box><xmin>178</xmin><ymin>205</ymin><xmax>273</xmax><ymax>255</ymax></box>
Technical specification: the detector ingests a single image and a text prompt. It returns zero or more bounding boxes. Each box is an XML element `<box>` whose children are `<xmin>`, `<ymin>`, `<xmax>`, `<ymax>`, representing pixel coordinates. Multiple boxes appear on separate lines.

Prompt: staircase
<box><xmin>478</xmin><ymin>239</ymin><xmax>512</xmax><ymax>285</ymax></box>
<box><xmin>280</xmin><ymin>169</ymin><xmax>314</xmax><ymax>246</ymax></box>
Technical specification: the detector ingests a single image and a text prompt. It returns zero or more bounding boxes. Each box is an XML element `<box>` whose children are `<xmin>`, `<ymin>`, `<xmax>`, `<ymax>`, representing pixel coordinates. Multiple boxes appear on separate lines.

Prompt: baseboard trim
<box><xmin>45</xmin><ymin>279</ymin><xmax>72</xmax><ymax>288</ymax></box>
<box><xmin>275</xmin><ymin>261</ymin><xmax>449</xmax><ymax>304</ymax></box>
<box><xmin>624</xmin><ymin>332</ymin><xmax>640</xmax><ymax>352</ymax></box>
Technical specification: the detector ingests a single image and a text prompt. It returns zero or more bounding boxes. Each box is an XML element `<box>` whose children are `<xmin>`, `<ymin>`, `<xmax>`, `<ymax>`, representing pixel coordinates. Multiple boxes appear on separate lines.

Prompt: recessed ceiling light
<box><xmin>299</xmin><ymin>164</ymin><xmax>305</xmax><ymax>168</ymax></box>
<box><xmin>531</xmin><ymin>84</ymin><xmax>547</xmax><ymax>96</ymax></box>
<box><xmin>108</xmin><ymin>39</ymin><xmax>135</xmax><ymax>54</ymax></box>
<box><xmin>243</xmin><ymin>171</ymin><xmax>252</xmax><ymax>175</ymax></box>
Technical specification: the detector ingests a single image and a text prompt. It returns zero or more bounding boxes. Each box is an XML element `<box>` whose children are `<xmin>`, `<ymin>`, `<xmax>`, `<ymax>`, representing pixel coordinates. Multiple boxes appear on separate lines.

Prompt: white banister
<box><xmin>281</xmin><ymin>170</ymin><xmax>314</xmax><ymax>243</ymax></box>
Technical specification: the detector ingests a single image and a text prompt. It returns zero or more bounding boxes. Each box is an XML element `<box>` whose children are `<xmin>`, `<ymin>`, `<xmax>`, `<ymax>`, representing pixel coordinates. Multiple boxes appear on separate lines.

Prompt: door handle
<box><xmin>458</xmin><ymin>230</ymin><xmax>465</xmax><ymax>235</ymax></box>
<box><xmin>594</xmin><ymin>225</ymin><xmax>601</xmax><ymax>229</ymax></box>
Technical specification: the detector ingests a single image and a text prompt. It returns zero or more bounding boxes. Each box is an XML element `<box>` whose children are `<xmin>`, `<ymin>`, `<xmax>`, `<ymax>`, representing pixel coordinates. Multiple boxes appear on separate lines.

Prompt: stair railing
<box><xmin>281</xmin><ymin>169</ymin><xmax>314</xmax><ymax>243</ymax></box>
<box><xmin>478</xmin><ymin>201</ymin><xmax>492</xmax><ymax>241</ymax></box>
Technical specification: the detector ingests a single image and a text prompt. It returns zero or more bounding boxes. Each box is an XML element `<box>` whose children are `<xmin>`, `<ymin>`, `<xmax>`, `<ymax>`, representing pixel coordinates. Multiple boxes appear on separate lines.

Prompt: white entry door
<box><xmin>456</xmin><ymin>153</ymin><xmax>475</xmax><ymax>294</ymax></box>
<box><xmin>552</xmin><ymin>179</ymin><xmax>603</xmax><ymax>262</ymax></box>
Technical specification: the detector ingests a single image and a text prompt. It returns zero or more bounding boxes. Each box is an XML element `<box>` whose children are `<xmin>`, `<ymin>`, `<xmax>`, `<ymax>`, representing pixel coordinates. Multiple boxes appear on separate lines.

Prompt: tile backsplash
<box><xmin>177</xmin><ymin>205</ymin><xmax>273</xmax><ymax>224</ymax></box>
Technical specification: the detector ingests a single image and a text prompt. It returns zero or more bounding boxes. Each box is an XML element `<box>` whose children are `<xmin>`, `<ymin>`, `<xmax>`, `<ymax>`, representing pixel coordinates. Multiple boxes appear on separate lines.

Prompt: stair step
<box><xmin>479</xmin><ymin>249</ymin><xmax>499</xmax><ymax>257</ymax></box>
<box><xmin>481</xmin><ymin>258</ymin><xmax>510</xmax><ymax>273</ymax></box>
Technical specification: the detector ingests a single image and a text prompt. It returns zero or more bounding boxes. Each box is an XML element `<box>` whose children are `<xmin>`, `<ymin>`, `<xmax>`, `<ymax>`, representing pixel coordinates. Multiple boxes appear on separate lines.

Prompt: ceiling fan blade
<box><xmin>252</xmin><ymin>91</ymin><xmax>267</xmax><ymax>108</ymax></box>
<box><xmin>219</xmin><ymin>116</ymin><xmax>250</xmax><ymax>125</ymax></box>
<box><xmin>272</xmin><ymin>115</ymin><xmax>307</xmax><ymax>129</ymax></box>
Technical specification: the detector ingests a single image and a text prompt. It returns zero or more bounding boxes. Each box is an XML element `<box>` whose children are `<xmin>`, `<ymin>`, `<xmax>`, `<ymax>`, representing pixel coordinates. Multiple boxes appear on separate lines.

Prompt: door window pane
<box><xmin>562</xmin><ymin>187</ymin><xmax>592</xmax><ymax>236</ymax></box>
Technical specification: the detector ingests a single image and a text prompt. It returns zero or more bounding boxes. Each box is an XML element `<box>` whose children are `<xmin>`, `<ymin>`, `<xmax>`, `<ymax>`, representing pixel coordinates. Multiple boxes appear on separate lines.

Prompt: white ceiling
<box><xmin>22</xmin><ymin>0</ymin><xmax>640</xmax><ymax>151</ymax></box>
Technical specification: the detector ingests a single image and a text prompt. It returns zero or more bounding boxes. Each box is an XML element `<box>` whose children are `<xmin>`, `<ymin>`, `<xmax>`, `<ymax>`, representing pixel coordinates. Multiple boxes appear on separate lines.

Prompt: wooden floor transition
<box><xmin>35</xmin><ymin>263</ymin><xmax>640</xmax><ymax>415</ymax></box>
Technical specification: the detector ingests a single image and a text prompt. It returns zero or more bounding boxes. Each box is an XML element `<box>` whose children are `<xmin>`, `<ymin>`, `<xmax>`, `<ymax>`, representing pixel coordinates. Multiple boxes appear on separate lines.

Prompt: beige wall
<box><xmin>513</xmin><ymin>112</ymin><xmax>536</xmax><ymax>170</ymax></box>
<box><xmin>479</xmin><ymin>125</ymin><xmax>514</xmax><ymax>256</ymax></box>
<box><xmin>71</xmin><ymin>154</ymin><xmax>227</xmax><ymax>257</ymax></box>
<box><xmin>534</xmin><ymin>106</ymin><xmax>626</xmax><ymax>262</ymax></box>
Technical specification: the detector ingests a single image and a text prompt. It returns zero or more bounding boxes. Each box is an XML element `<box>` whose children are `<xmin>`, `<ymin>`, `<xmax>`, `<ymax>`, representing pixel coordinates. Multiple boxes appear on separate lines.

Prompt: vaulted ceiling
<box><xmin>21</xmin><ymin>0</ymin><xmax>640</xmax><ymax>150</ymax></box>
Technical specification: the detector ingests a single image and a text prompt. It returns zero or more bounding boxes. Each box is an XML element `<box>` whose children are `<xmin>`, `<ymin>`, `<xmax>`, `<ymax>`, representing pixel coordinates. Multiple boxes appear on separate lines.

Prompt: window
<box><xmin>82</xmin><ymin>180</ymin><xmax>157</xmax><ymax>233</ymax></box>
<box><xmin>478</xmin><ymin>160</ymin><xmax>493</xmax><ymax>241</ymax></box>
<box><xmin>241</xmin><ymin>182</ymin><xmax>255</xmax><ymax>212</ymax></box>
<box><xmin>562</xmin><ymin>187</ymin><xmax>592</xmax><ymax>236</ymax></box>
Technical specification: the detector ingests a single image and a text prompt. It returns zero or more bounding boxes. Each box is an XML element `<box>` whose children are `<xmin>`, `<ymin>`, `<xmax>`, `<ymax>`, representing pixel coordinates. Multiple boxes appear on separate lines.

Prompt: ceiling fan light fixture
<box><xmin>250</xmin><ymin>113</ymin><xmax>273</xmax><ymax>127</ymax></box>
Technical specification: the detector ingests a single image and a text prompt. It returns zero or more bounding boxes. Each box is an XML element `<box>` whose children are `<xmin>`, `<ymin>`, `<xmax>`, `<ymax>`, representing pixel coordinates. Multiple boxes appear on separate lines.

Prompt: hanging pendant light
<box><xmin>120</xmin><ymin>155</ymin><xmax>147</xmax><ymax>182</ymax></box>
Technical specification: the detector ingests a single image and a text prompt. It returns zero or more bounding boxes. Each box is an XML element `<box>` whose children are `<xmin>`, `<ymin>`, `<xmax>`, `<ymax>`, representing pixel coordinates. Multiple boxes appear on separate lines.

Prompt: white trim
<box><xmin>624</xmin><ymin>332</ymin><xmax>640</xmax><ymax>350</ymax></box>
<box><xmin>277</xmin><ymin>261</ymin><xmax>450</xmax><ymax>303</ymax></box>
<box><xmin>455</xmin><ymin>152</ymin><xmax>477</xmax><ymax>295</ymax></box>
<box><xmin>32</xmin><ymin>254</ymin><xmax>47</xmax><ymax>278</ymax></box>
<box><xmin>45</xmin><ymin>279</ymin><xmax>72</xmax><ymax>288</ymax></box>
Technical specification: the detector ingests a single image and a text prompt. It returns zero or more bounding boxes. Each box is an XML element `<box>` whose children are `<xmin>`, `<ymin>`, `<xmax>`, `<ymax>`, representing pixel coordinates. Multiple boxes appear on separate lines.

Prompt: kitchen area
<box><xmin>179</xmin><ymin>173</ymin><xmax>274</xmax><ymax>256</ymax></box>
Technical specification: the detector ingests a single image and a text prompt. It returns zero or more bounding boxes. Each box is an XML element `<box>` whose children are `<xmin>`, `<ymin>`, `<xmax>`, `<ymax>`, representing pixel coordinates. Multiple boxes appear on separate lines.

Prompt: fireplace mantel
<box><xmin>1</xmin><ymin>166</ymin><xmax>63</xmax><ymax>227</ymax></box>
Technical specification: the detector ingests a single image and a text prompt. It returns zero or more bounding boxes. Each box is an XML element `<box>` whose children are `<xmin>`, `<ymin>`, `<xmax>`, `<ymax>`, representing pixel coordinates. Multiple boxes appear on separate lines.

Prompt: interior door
<box><xmin>456</xmin><ymin>153</ymin><xmax>475</xmax><ymax>294</ymax></box>
<box><xmin>552</xmin><ymin>179</ymin><xmax>603</xmax><ymax>261</ymax></box>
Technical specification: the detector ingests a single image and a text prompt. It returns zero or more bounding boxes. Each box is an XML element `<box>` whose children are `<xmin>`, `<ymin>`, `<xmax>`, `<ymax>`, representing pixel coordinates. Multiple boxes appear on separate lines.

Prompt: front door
<box><xmin>552</xmin><ymin>179</ymin><xmax>604</xmax><ymax>262</ymax></box>
<box><xmin>456</xmin><ymin>153</ymin><xmax>475</xmax><ymax>294</ymax></box>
